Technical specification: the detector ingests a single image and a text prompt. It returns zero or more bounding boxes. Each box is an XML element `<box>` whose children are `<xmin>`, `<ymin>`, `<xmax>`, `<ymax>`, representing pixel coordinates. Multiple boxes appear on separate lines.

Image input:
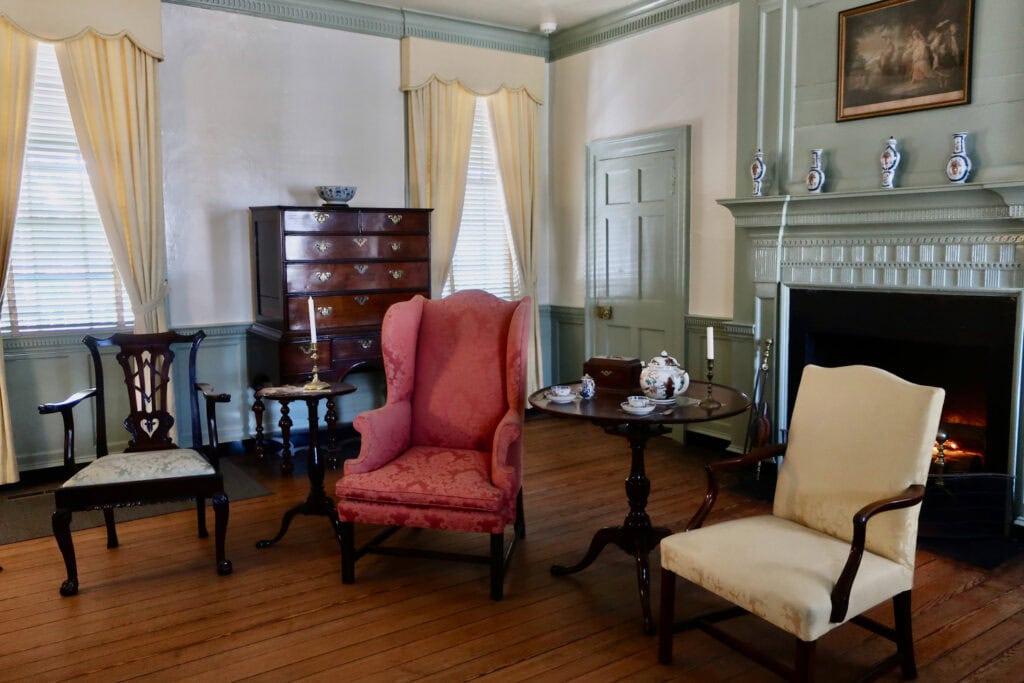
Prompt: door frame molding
<box><xmin>584</xmin><ymin>126</ymin><xmax>691</xmax><ymax>359</ymax></box>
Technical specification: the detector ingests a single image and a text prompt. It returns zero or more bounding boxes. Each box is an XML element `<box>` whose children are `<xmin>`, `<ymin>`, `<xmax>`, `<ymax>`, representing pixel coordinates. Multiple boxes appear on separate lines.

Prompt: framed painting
<box><xmin>836</xmin><ymin>0</ymin><xmax>974</xmax><ymax>121</ymax></box>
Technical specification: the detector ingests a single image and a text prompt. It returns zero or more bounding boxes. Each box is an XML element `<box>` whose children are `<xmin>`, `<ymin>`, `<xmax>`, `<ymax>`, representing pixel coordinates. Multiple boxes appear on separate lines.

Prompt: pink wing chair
<box><xmin>335</xmin><ymin>289</ymin><xmax>530</xmax><ymax>599</ymax></box>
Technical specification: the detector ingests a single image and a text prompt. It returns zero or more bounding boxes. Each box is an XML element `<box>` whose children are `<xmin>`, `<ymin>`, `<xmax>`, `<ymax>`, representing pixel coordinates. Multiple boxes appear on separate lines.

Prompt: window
<box><xmin>442</xmin><ymin>97</ymin><xmax>522</xmax><ymax>300</ymax></box>
<box><xmin>1</xmin><ymin>43</ymin><xmax>132</xmax><ymax>334</ymax></box>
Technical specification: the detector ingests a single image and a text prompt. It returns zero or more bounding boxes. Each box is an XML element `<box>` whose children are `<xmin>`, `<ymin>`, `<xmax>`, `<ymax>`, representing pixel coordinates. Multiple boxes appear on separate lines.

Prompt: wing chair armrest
<box><xmin>38</xmin><ymin>388</ymin><xmax>97</xmax><ymax>469</ymax></box>
<box><xmin>686</xmin><ymin>443</ymin><xmax>788</xmax><ymax>531</ymax></box>
<box><xmin>490</xmin><ymin>410</ymin><xmax>523</xmax><ymax>492</ymax></box>
<box><xmin>346</xmin><ymin>400</ymin><xmax>412</xmax><ymax>474</ymax></box>
<box><xmin>829</xmin><ymin>483</ymin><xmax>926</xmax><ymax>623</ymax></box>
<box><xmin>195</xmin><ymin>383</ymin><xmax>231</xmax><ymax>466</ymax></box>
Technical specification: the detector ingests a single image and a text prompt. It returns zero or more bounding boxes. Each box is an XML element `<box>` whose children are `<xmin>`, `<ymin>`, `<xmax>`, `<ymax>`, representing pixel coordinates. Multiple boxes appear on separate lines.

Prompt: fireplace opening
<box><xmin>786</xmin><ymin>288</ymin><xmax>1017</xmax><ymax>537</ymax></box>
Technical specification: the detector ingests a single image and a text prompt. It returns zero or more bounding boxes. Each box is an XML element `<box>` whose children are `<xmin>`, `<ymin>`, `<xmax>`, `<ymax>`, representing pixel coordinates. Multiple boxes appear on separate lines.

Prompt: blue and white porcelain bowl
<box><xmin>316</xmin><ymin>185</ymin><xmax>357</xmax><ymax>204</ymax></box>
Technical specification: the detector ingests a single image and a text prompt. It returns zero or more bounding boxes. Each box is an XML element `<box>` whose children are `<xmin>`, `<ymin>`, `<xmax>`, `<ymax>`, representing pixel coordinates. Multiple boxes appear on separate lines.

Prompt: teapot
<box><xmin>640</xmin><ymin>350</ymin><xmax>690</xmax><ymax>401</ymax></box>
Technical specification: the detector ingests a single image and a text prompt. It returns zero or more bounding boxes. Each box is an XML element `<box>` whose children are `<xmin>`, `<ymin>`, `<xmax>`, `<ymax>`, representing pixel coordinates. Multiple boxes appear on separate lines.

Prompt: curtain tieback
<box><xmin>135</xmin><ymin>282</ymin><xmax>169</xmax><ymax>315</ymax></box>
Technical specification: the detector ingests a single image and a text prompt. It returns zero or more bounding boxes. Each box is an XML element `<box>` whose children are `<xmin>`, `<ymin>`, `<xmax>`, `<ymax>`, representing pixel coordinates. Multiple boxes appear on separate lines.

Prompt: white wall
<box><xmin>160</xmin><ymin>3</ymin><xmax>407</xmax><ymax>328</ymax></box>
<box><xmin>547</xmin><ymin>5</ymin><xmax>739</xmax><ymax>318</ymax></box>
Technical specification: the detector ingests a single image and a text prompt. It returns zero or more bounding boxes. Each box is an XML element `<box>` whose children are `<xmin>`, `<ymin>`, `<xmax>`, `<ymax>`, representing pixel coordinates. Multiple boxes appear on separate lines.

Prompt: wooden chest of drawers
<box><xmin>247</xmin><ymin>205</ymin><xmax>431</xmax><ymax>386</ymax></box>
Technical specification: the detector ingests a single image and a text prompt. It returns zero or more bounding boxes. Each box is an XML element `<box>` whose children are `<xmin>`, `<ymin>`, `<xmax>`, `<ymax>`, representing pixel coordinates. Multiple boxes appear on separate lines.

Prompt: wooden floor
<box><xmin>1</xmin><ymin>417</ymin><xmax>1023</xmax><ymax>681</ymax></box>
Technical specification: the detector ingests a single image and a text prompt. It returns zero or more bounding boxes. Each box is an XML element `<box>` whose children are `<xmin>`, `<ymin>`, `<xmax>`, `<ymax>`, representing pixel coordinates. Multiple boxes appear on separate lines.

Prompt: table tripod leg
<box><xmin>255</xmin><ymin>502</ymin><xmax>303</xmax><ymax>548</ymax></box>
<box><xmin>551</xmin><ymin>526</ymin><xmax>623</xmax><ymax>575</ymax></box>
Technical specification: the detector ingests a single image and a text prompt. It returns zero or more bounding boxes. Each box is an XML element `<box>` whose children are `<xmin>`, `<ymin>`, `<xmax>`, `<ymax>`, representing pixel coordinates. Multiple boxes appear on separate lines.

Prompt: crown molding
<box><xmin>164</xmin><ymin>0</ymin><xmax>738</xmax><ymax>61</ymax></box>
<box><xmin>548</xmin><ymin>0</ymin><xmax>738</xmax><ymax>61</ymax></box>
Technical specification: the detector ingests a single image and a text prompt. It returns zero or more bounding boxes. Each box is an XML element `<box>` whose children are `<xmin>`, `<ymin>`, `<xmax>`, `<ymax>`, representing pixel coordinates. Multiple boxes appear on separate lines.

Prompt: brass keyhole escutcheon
<box><xmin>388</xmin><ymin>269</ymin><xmax>404</xmax><ymax>280</ymax></box>
<box><xmin>315</xmin><ymin>271</ymin><xmax>331</xmax><ymax>282</ymax></box>
<box><xmin>390</xmin><ymin>241</ymin><xmax>402</xmax><ymax>251</ymax></box>
<box><xmin>354</xmin><ymin>295</ymin><xmax>369</xmax><ymax>306</ymax></box>
<box><xmin>387</xmin><ymin>214</ymin><xmax>403</xmax><ymax>224</ymax></box>
<box><xmin>315</xmin><ymin>305</ymin><xmax>332</xmax><ymax>316</ymax></box>
<box><xmin>354</xmin><ymin>264</ymin><xmax>369</xmax><ymax>274</ymax></box>
<box><xmin>313</xmin><ymin>212</ymin><xmax>328</xmax><ymax>223</ymax></box>
<box><xmin>595</xmin><ymin>305</ymin><xmax>613</xmax><ymax>320</ymax></box>
<box><xmin>314</xmin><ymin>241</ymin><xmax>329</xmax><ymax>254</ymax></box>
<box><xmin>358</xmin><ymin>339</ymin><xmax>373</xmax><ymax>349</ymax></box>
<box><xmin>352</xmin><ymin>237</ymin><xmax>367</xmax><ymax>248</ymax></box>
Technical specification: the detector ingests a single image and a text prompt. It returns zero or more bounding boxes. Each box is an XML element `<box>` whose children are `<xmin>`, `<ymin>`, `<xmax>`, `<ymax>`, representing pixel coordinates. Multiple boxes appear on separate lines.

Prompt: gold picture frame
<box><xmin>837</xmin><ymin>0</ymin><xmax>974</xmax><ymax>122</ymax></box>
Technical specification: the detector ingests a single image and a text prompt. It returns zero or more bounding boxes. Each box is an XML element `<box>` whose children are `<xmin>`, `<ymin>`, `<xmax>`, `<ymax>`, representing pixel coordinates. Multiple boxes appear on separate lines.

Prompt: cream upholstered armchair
<box><xmin>659</xmin><ymin>364</ymin><xmax>944</xmax><ymax>681</ymax></box>
<box><xmin>335</xmin><ymin>290</ymin><xmax>530</xmax><ymax>600</ymax></box>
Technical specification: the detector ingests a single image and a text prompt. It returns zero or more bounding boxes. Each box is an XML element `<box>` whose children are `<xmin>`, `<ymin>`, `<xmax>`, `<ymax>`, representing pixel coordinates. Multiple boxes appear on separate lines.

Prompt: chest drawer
<box><xmin>284</xmin><ymin>235</ymin><xmax>428</xmax><ymax>261</ymax></box>
<box><xmin>288</xmin><ymin>291</ymin><xmax>425</xmax><ymax>332</ymax></box>
<box><xmin>286</xmin><ymin>262</ymin><xmax>428</xmax><ymax>293</ymax></box>
<box><xmin>359</xmin><ymin>211</ymin><xmax>429</xmax><ymax>234</ymax></box>
<box><xmin>331</xmin><ymin>332</ymin><xmax>381</xmax><ymax>360</ymax></box>
<box><xmin>282</xmin><ymin>210</ymin><xmax>359</xmax><ymax>233</ymax></box>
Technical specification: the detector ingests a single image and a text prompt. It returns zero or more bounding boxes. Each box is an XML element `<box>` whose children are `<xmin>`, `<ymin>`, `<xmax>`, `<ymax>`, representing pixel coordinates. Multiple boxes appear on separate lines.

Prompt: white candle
<box><xmin>308</xmin><ymin>296</ymin><xmax>317</xmax><ymax>342</ymax></box>
<box><xmin>706</xmin><ymin>326</ymin><xmax>715</xmax><ymax>360</ymax></box>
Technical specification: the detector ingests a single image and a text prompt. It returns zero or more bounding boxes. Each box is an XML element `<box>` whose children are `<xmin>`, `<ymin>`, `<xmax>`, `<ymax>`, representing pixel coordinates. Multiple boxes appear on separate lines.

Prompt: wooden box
<box><xmin>583</xmin><ymin>356</ymin><xmax>642</xmax><ymax>393</ymax></box>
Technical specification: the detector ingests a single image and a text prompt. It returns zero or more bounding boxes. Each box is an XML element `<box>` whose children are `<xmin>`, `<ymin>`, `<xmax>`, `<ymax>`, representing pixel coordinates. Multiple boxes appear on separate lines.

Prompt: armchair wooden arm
<box><xmin>38</xmin><ymin>388</ymin><xmax>98</xmax><ymax>469</ymax></box>
<box><xmin>686</xmin><ymin>443</ymin><xmax>788</xmax><ymax>531</ymax></box>
<box><xmin>829</xmin><ymin>484</ymin><xmax>926</xmax><ymax>622</ymax></box>
<box><xmin>195</xmin><ymin>383</ymin><xmax>231</xmax><ymax>466</ymax></box>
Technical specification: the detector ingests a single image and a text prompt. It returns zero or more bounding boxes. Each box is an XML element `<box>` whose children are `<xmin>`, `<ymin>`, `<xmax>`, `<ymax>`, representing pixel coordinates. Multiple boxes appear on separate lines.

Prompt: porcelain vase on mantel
<box><xmin>945</xmin><ymin>131</ymin><xmax>972</xmax><ymax>184</ymax></box>
<box><xmin>750</xmin><ymin>149</ymin><xmax>766</xmax><ymax>197</ymax></box>
<box><xmin>880</xmin><ymin>136</ymin><xmax>900</xmax><ymax>189</ymax></box>
<box><xmin>806</xmin><ymin>148</ymin><xmax>826</xmax><ymax>193</ymax></box>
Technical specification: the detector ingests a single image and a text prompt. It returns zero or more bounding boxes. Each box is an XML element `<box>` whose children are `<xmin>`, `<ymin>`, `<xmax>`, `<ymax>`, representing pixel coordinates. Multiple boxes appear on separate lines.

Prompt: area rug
<box><xmin>0</xmin><ymin>458</ymin><xmax>271</xmax><ymax>545</ymax></box>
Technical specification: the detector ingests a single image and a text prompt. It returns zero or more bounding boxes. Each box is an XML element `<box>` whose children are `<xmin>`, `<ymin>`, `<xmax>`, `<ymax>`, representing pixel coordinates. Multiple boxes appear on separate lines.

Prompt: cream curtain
<box><xmin>488</xmin><ymin>88</ymin><xmax>544</xmax><ymax>395</ymax></box>
<box><xmin>0</xmin><ymin>18</ymin><xmax>35</xmax><ymax>484</ymax></box>
<box><xmin>406</xmin><ymin>77</ymin><xmax>477</xmax><ymax>295</ymax></box>
<box><xmin>56</xmin><ymin>32</ymin><xmax>167</xmax><ymax>333</ymax></box>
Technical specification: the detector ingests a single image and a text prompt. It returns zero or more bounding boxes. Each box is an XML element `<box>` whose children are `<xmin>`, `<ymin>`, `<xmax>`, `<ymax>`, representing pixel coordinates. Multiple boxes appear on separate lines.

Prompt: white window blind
<box><xmin>442</xmin><ymin>97</ymin><xmax>522</xmax><ymax>300</ymax></box>
<box><xmin>1</xmin><ymin>43</ymin><xmax>133</xmax><ymax>334</ymax></box>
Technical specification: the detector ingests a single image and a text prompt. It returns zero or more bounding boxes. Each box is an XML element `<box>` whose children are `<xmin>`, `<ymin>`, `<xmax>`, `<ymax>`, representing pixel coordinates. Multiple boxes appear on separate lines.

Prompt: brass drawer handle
<box><xmin>313</xmin><ymin>212</ymin><xmax>328</xmax><ymax>224</ymax></box>
<box><xmin>354</xmin><ymin>295</ymin><xmax>369</xmax><ymax>306</ymax></box>
<box><xmin>390</xmin><ymin>241</ymin><xmax>402</xmax><ymax>252</ymax></box>
<box><xmin>600</xmin><ymin>370</ymin><xmax>613</xmax><ymax>377</ymax></box>
<box><xmin>315</xmin><ymin>305</ymin><xmax>332</xmax><ymax>317</ymax></box>
<box><xmin>314</xmin><ymin>271</ymin><xmax>331</xmax><ymax>282</ymax></box>
<box><xmin>358</xmin><ymin>339</ymin><xmax>374</xmax><ymax>350</ymax></box>
<box><xmin>352</xmin><ymin>237</ymin><xmax>367</xmax><ymax>248</ymax></box>
<box><xmin>388</xmin><ymin>269</ymin><xmax>404</xmax><ymax>280</ymax></box>
<box><xmin>354</xmin><ymin>264</ymin><xmax>368</xmax><ymax>274</ymax></box>
<box><xmin>314</xmin><ymin>240</ymin><xmax>329</xmax><ymax>254</ymax></box>
<box><xmin>387</xmin><ymin>214</ymin><xmax>403</xmax><ymax>224</ymax></box>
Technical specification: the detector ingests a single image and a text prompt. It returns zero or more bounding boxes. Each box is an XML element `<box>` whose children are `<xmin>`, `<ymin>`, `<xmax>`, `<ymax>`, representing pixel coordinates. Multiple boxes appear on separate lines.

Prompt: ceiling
<box><xmin>352</xmin><ymin>0</ymin><xmax>644</xmax><ymax>34</ymax></box>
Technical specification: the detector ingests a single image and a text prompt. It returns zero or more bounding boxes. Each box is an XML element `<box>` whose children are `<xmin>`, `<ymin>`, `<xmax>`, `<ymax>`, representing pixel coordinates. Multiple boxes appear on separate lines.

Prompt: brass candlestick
<box><xmin>302</xmin><ymin>341</ymin><xmax>330</xmax><ymax>391</ymax></box>
<box><xmin>699</xmin><ymin>358</ymin><xmax>722</xmax><ymax>409</ymax></box>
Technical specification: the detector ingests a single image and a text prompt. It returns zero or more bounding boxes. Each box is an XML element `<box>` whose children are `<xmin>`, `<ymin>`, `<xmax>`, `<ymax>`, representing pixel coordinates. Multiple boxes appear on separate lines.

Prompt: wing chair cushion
<box><xmin>774</xmin><ymin>365</ymin><xmax>944</xmax><ymax>567</ymax></box>
<box><xmin>62</xmin><ymin>449</ymin><xmax>215</xmax><ymax>487</ymax></box>
<box><xmin>336</xmin><ymin>445</ymin><xmax>504</xmax><ymax>513</ymax></box>
<box><xmin>660</xmin><ymin>514</ymin><xmax>914</xmax><ymax>642</ymax></box>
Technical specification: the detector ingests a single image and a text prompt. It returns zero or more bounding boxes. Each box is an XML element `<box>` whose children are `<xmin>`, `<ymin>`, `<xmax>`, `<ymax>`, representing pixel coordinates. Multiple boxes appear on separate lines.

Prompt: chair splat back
<box><xmin>85</xmin><ymin>331</ymin><xmax>205</xmax><ymax>454</ymax></box>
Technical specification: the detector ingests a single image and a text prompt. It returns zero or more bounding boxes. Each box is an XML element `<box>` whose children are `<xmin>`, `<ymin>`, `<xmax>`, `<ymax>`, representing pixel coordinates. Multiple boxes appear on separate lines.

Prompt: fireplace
<box><xmin>720</xmin><ymin>183</ymin><xmax>1024</xmax><ymax>535</ymax></box>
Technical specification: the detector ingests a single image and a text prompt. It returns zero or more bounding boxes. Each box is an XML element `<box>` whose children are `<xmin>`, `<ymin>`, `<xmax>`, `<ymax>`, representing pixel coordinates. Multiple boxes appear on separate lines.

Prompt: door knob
<box><xmin>595</xmin><ymin>305</ymin><xmax>613</xmax><ymax>320</ymax></box>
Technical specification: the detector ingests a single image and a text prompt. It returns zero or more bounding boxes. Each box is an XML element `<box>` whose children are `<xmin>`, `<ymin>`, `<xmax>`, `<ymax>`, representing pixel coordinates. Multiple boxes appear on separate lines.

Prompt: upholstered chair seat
<box><xmin>62</xmin><ymin>449</ymin><xmax>216</xmax><ymax>487</ymax></box>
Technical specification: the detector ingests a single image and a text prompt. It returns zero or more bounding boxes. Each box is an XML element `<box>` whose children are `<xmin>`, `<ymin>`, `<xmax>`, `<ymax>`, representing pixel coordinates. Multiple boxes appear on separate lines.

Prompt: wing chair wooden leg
<box><xmin>658</xmin><ymin>567</ymin><xmax>676</xmax><ymax>664</ymax></box>
<box><xmin>52</xmin><ymin>508</ymin><xmax>79</xmax><ymax>596</ymax></box>
<box><xmin>795</xmin><ymin>639</ymin><xmax>816</xmax><ymax>682</ymax></box>
<box><xmin>213</xmin><ymin>493</ymin><xmax>232</xmax><ymax>576</ymax></box>
<box><xmin>196</xmin><ymin>496</ymin><xmax>209</xmax><ymax>538</ymax></box>
<box><xmin>339</xmin><ymin>521</ymin><xmax>355</xmax><ymax>584</ymax></box>
<box><xmin>515</xmin><ymin>488</ymin><xmax>526</xmax><ymax>539</ymax></box>
<box><xmin>893</xmin><ymin>590</ymin><xmax>917</xmax><ymax>679</ymax></box>
<box><xmin>490</xmin><ymin>532</ymin><xmax>505</xmax><ymax>601</ymax></box>
<box><xmin>102</xmin><ymin>508</ymin><xmax>118</xmax><ymax>549</ymax></box>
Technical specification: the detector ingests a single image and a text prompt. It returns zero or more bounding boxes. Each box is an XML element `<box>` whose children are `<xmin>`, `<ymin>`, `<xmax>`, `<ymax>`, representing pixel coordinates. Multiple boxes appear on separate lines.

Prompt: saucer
<box><xmin>646</xmin><ymin>396</ymin><xmax>678</xmax><ymax>405</ymax></box>
<box><xmin>620</xmin><ymin>401</ymin><xmax>655</xmax><ymax>415</ymax></box>
<box><xmin>545</xmin><ymin>391</ymin><xmax>576</xmax><ymax>404</ymax></box>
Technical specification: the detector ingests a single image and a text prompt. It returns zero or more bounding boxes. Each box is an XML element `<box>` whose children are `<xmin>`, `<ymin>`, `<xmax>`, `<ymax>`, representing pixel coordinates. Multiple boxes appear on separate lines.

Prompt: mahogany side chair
<box><xmin>659</xmin><ymin>364</ymin><xmax>944</xmax><ymax>681</ymax></box>
<box><xmin>38</xmin><ymin>330</ymin><xmax>233</xmax><ymax>596</ymax></box>
<box><xmin>335</xmin><ymin>290</ymin><xmax>530</xmax><ymax>600</ymax></box>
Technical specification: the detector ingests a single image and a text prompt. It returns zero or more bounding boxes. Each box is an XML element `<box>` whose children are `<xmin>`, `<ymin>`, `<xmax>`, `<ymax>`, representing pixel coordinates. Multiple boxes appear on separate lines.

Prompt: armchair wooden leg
<box><xmin>338</xmin><ymin>521</ymin><xmax>355</xmax><ymax>584</ymax></box>
<box><xmin>196</xmin><ymin>496</ymin><xmax>209</xmax><ymax>538</ymax></box>
<box><xmin>795</xmin><ymin>639</ymin><xmax>816</xmax><ymax>683</ymax></box>
<box><xmin>490</xmin><ymin>533</ymin><xmax>504</xmax><ymax>601</ymax></box>
<box><xmin>212</xmin><ymin>493</ymin><xmax>232</xmax><ymax>576</ymax></box>
<box><xmin>515</xmin><ymin>488</ymin><xmax>526</xmax><ymax>539</ymax></box>
<box><xmin>658</xmin><ymin>567</ymin><xmax>676</xmax><ymax>664</ymax></box>
<box><xmin>52</xmin><ymin>508</ymin><xmax>79</xmax><ymax>596</ymax></box>
<box><xmin>103</xmin><ymin>508</ymin><xmax>118</xmax><ymax>549</ymax></box>
<box><xmin>894</xmin><ymin>590</ymin><xmax>917</xmax><ymax>679</ymax></box>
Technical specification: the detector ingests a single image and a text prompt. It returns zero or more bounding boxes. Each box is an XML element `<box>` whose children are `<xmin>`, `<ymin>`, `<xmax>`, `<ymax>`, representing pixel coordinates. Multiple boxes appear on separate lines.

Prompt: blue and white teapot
<box><xmin>640</xmin><ymin>351</ymin><xmax>690</xmax><ymax>401</ymax></box>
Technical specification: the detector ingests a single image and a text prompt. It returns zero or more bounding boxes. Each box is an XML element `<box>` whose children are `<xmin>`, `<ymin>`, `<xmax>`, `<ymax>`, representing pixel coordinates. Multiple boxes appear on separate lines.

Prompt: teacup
<box><xmin>551</xmin><ymin>385</ymin><xmax>572</xmax><ymax>397</ymax></box>
<box><xmin>627</xmin><ymin>395</ymin><xmax>649</xmax><ymax>409</ymax></box>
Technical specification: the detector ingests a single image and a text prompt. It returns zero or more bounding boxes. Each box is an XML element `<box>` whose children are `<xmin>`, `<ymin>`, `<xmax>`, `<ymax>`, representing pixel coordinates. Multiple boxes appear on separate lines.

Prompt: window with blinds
<box><xmin>442</xmin><ymin>97</ymin><xmax>522</xmax><ymax>300</ymax></box>
<box><xmin>1</xmin><ymin>43</ymin><xmax>133</xmax><ymax>334</ymax></box>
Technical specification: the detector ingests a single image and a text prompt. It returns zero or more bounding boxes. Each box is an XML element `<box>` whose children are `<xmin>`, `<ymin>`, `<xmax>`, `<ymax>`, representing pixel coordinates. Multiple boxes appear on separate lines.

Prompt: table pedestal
<box><xmin>550</xmin><ymin>422</ymin><xmax>670</xmax><ymax>635</ymax></box>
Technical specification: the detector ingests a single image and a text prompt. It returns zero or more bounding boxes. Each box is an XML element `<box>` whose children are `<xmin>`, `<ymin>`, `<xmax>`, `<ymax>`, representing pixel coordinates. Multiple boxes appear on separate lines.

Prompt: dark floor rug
<box><xmin>0</xmin><ymin>457</ymin><xmax>271</xmax><ymax>545</ymax></box>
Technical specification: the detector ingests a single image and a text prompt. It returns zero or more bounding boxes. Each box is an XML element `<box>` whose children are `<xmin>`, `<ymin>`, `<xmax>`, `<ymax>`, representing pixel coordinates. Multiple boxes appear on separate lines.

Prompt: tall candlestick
<box><xmin>706</xmin><ymin>326</ymin><xmax>715</xmax><ymax>360</ymax></box>
<box><xmin>308</xmin><ymin>296</ymin><xmax>317</xmax><ymax>341</ymax></box>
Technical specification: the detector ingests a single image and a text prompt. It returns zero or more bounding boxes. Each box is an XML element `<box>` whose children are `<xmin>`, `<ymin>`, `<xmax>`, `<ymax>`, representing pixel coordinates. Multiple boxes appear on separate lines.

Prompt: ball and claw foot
<box><xmin>60</xmin><ymin>579</ymin><xmax>79</xmax><ymax>596</ymax></box>
<box><xmin>218</xmin><ymin>560</ymin><xmax>233</xmax><ymax>576</ymax></box>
